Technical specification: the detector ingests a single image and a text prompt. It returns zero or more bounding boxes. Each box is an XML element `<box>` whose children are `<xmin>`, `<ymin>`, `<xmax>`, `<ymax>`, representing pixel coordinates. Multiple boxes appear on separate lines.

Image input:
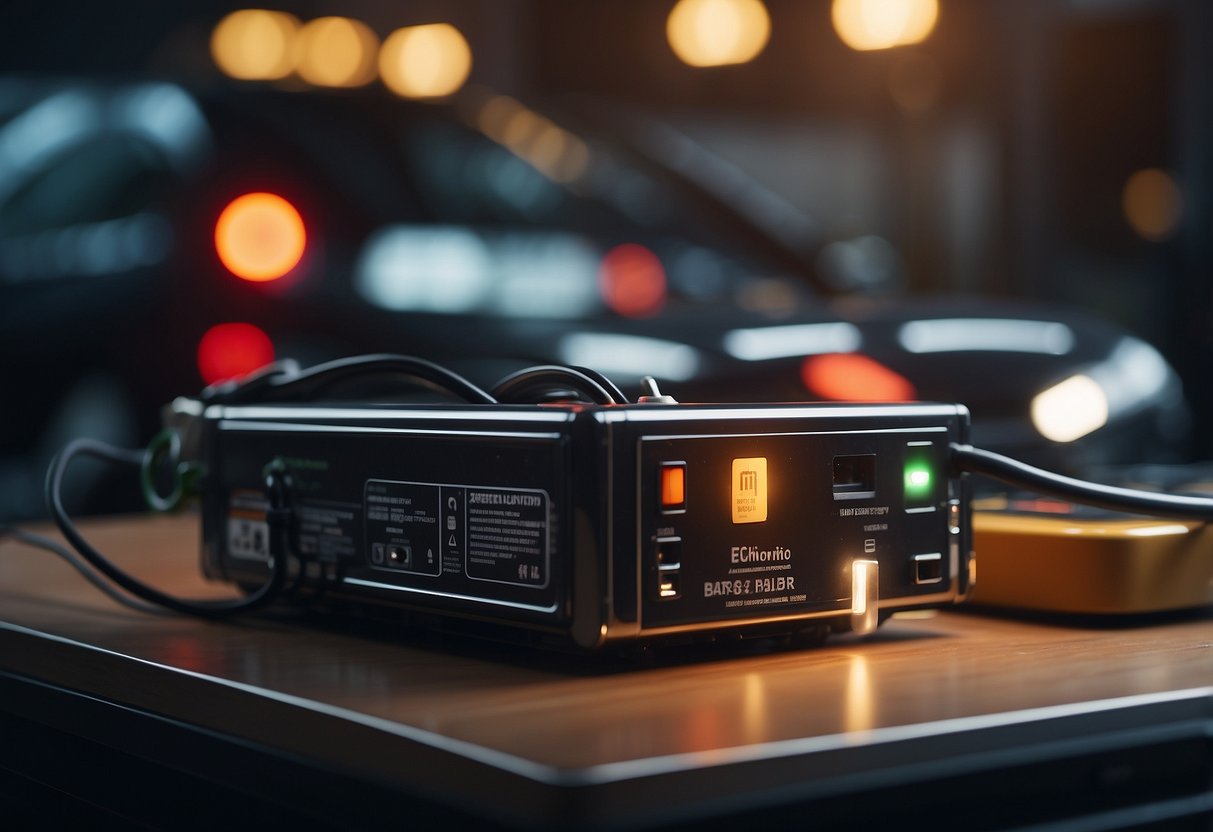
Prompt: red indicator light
<box><xmin>599</xmin><ymin>243</ymin><xmax>666</xmax><ymax>317</ymax></box>
<box><xmin>214</xmin><ymin>192</ymin><xmax>306</xmax><ymax>282</ymax></box>
<box><xmin>197</xmin><ymin>322</ymin><xmax>275</xmax><ymax>385</ymax></box>
<box><xmin>661</xmin><ymin>463</ymin><xmax>686</xmax><ymax>509</ymax></box>
<box><xmin>801</xmin><ymin>353</ymin><xmax>917</xmax><ymax>401</ymax></box>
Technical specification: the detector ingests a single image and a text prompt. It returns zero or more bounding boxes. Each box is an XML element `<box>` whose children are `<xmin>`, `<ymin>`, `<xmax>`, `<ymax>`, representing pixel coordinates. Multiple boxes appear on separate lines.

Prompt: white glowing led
<box><xmin>852</xmin><ymin>564</ymin><xmax>869</xmax><ymax>615</ymax></box>
<box><xmin>1030</xmin><ymin>374</ymin><xmax>1109</xmax><ymax>443</ymax></box>
<box><xmin>850</xmin><ymin>559</ymin><xmax>879</xmax><ymax>635</ymax></box>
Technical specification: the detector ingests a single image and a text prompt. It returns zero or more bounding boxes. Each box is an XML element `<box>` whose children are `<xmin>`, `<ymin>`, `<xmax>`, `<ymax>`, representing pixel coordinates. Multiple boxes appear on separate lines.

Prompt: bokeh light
<box><xmin>736</xmin><ymin>278</ymin><xmax>799</xmax><ymax>314</ymax></box>
<box><xmin>379</xmin><ymin>23</ymin><xmax>473</xmax><ymax>99</ymax></box>
<box><xmin>197</xmin><ymin>323</ymin><xmax>275</xmax><ymax>385</ymax></box>
<box><xmin>214</xmin><ymin>192</ymin><xmax>307</xmax><ymax>283</ymax></box>
<box><xmin>210</xmin><ymin>9</ymin><xmax>301</xmax><ymax>81</ymax></box>
<box><xmin>1031</xmin><ymin>374</ymin><xmax>1109</xmax><ymax>443</ymax></box>
<box><xmin>831</xmin><ymin>0</ymin><xmax>939</xmax><ymax>52</ymax></box>
<box><xmin>667</xmin><ymin>0</ymin><xmax>771</xmax><ymax>68</ymax></box>
<box><xmin>476</xmin><ymin>94</ymin><xmax>592</xmax><ymax>183</ymax></box>
<box><xmin>801</xmin><ymin>353</ymin><xmax>917</xmax><ymax>401</ymax></box>
<box><xmin>296</xmin><ymin>16</ymin><xmax>379</xmax><ymax>88</ymax></box>
<box><xmin>1122</xmin><ymin>168</ymin><xmax>1183</xmax><ymax>242</ymax></box>
<box><xmin>599</xmin><ymin>244</ymin><xmax>667</xmax><ymax>318</ymax></box>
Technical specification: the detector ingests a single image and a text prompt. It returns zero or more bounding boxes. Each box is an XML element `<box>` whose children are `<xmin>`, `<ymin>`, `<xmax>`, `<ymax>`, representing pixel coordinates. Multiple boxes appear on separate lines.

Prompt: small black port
<box><xmin>914</xmin><ymin>553</ymin><xmax>943</xmax><ymax>584</ymax></box>
<box><xmin>655</xmin><ymin>536</ymin><xmax>682</xmax><ymax>569</ymax></box>
<box><xmin>388</xmin><ymin>544</ymin><xmax>412</xmax><ymax>568</ymax></box>
<box><xmin>833</xmin><ymin>454</ymin><xmax>876</xmax><ymax>500</ymax></box>
<box><xmin>655</xmin><ymin>537</ymin><xmax>682</xmax><ymax>600</ymax></box>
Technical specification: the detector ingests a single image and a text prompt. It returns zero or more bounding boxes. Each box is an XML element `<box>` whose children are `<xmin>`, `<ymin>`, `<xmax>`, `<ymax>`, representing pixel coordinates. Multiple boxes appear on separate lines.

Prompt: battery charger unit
<box><xmin>196</xmin><ymin>394</ymin><xmax>974</xmax><ymax>650</ymax></box>
<box><xmin>38</xmin><ymin>355</ymin><xmax>1213</xmax><ymax>648</ymax></box>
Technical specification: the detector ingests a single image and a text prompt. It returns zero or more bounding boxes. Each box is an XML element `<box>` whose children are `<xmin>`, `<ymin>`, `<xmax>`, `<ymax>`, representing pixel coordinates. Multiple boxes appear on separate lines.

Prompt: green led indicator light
<box><xmin>904</xmin><ymin>465</ymin><xmax>933</xmax><ymax>498</ymax></box>
<box><xmin>904</xmin><ymin>443</ymin><xmax>937</xmax><ymax>510</ymax></box>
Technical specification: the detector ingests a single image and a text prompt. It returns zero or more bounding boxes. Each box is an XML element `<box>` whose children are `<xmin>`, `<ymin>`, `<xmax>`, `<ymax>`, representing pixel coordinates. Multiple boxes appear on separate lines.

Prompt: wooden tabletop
<box><xmin>2</xmin><ymin>514</ymin><xmax>1212</xmax><ymax>828</ymax></box>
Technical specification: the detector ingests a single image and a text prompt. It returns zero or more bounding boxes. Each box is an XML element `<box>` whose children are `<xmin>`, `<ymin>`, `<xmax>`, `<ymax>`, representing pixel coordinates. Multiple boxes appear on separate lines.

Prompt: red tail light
<box><xmin>197</xmin><ymin>322</ymin><xmax>275</xmax><ymax>385</ymax></box>
<box><xmin>801</xmin><ymin>353</ymin><xmax>916</xmax><ymax>401</ymax></box>
<box><xmin>599</xmin><ymin>243</ymin><xmax>666</xmax><ymax>317</ymax></box>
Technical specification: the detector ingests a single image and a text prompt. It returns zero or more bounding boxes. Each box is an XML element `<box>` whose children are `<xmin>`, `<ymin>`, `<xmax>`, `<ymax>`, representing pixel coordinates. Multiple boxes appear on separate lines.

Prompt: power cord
<box><xmin>42</xmin><ymin>437</ymin><xmax>292</xmax><ymax>618</ymax></box>
<box><xmin>951</xmin><ymin>443</ymin><xmax>1213</xmax><ymax>521</ymax></box>
<box><xmin>491</xmin><ymin>364</ymin><xmax>629</xmax><ymax>405</ymax></box>
<box><xmin>202</xmin><ymin>353</ymin><xmax>497</xmax><ymax>405</ymax></box>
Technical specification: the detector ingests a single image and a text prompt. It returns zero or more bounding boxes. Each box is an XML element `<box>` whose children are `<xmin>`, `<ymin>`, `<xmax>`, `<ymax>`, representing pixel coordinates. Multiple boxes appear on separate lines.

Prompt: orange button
<box><xmin>660</xmin><ymin>463</ymin><xmax>686</xmax><ymax>510</ymax></box>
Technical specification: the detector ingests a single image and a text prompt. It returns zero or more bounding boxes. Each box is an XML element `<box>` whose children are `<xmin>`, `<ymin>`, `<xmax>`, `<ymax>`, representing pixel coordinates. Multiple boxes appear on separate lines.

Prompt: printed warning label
<box><xmin>364</xmin><ymin>480</ymin><xmax>547</xmax><ymax>586</ymax></box>
<box><xmin>466</xmin><ymin>488</ymin><xmax>549</xmax><ymax>587</ymax></box>
<box><xmin>227</xmin><ymin>490</ymin><xmax>269</xmax><ymax>561</ymax></box>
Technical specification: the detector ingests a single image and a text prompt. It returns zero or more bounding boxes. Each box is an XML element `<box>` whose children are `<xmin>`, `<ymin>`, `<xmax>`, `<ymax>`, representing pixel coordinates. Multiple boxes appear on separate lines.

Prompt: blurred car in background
<box><xmin>0</xmin><ymin>77</ymin><xmax>1191</xmax><ymax>518</ymax></box>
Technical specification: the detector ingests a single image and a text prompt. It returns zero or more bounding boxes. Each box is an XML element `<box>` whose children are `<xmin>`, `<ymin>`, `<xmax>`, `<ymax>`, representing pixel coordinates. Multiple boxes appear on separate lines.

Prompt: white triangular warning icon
<box><xmin>448</xmin><ymin>534</ymin><xmax>457</xmax><ymax>547</ymax></box>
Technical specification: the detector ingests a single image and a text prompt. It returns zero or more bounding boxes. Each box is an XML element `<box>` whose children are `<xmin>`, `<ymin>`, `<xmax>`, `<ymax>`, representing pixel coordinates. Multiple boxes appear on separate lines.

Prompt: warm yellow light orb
<box><xmin>379</xmin><ymin>23</ymin><xmax>473</xmax><ymax>99</ymax></box>
<box><xmin>476</xmin><ymin>94</ymin><xmax>523</xmax><ymax>142</ymax></box>
<box><xmin>296</xmin><ymin>17</ymin><xmax>379</xmax><ymax>87</ymax></box>
<box><xmin>831</xmin><ymin>0</ymin><xmax>938</xmax><ymax>52</ymax></box>
<box><xmin>215</xmin><ymin>192</ymin><xmax>307</xmax><ymax>282</ymax></box>
<box><xmin>472</xmin><ymin>94</ymin><xmax>592</xmax><ymax>184</ymax></box>
<box><xmin>1122</xmin><ymin>168</ymin><xmax>1183</xmax><ymax>242</ymax></box>
<box><xmin>667</xmin><ymin>0</ymin><xmax>771</xmax><ymax>68</ymax></box>
<box><xmin>501</xmin><ymin>108</ymin><xmax>544</xmax><ymax>154</ymax></box>
<box><xmin>210</xmin><ymin>9</ymin><xmax>301</xmax><ymax>81</ymax></box>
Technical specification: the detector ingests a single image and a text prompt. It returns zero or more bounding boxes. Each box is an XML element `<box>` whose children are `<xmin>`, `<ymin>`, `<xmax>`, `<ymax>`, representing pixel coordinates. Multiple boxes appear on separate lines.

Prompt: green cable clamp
<box><xmin>140</xmin><ymin>429</ymin><xmax>205</xmax><ymax>513</ymax></box>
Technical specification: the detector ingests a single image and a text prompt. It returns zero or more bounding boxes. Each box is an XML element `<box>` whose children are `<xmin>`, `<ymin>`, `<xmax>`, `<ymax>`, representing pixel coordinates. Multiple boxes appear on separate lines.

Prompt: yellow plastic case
<box><xmin>971</xmin><ymin>499</ymin><xmax>1213</xmax><ymax>614</ymax></box>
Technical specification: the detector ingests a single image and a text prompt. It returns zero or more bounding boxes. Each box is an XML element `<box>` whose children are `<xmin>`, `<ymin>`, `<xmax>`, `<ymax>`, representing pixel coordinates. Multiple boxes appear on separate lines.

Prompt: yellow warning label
<box><xmin>731</xmin><ymin>457</ymin><xmax>767</xmax><ymax>524</ymax></box>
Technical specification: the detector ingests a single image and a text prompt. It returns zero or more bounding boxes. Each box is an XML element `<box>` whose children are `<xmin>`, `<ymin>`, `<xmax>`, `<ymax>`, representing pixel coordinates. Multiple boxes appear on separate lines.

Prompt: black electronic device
<box><xmin>194</xmin><ymin>395</ymin><xmax>974</xmax><ymax>649</ymax></box>
<box><xmin>34</xmin><ymin>357</ymin><xmax>1213</xmax><ymax>647</ymax></box>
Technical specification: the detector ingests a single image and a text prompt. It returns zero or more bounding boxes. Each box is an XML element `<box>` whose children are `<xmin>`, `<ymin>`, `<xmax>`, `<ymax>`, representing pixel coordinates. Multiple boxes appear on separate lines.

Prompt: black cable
<box><xmin>951</xmin><ymin>443</ymin><xmax>1213</xmax><ymax>522</ymax></box>
<box><xmin>45</xmin><ymin>438</ymin><xmax>293</xmax><ymax>618</ymax></box>
<box><xmin>491</xmin><ymin>365</ymin><xmax>624</xmax><ymax>405</ymax></box>
<box><xmin>563</xmin><ymin>365</ymin><xmax>629</xmax><ymax>404</ymax></box>
<box><xmin>198</xmin><ymin>358</ymin><xmax>300</xmax><ymax>402</ymax></box>
<box><xmin>203</xmin><ymin>354</ymin><xmax>497</xmax><ymax>405</ymax></box>
<box><xmin>0</xmin><ymin>525</ymin><xmax>167</xmax><ymax>615</ymax></box>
